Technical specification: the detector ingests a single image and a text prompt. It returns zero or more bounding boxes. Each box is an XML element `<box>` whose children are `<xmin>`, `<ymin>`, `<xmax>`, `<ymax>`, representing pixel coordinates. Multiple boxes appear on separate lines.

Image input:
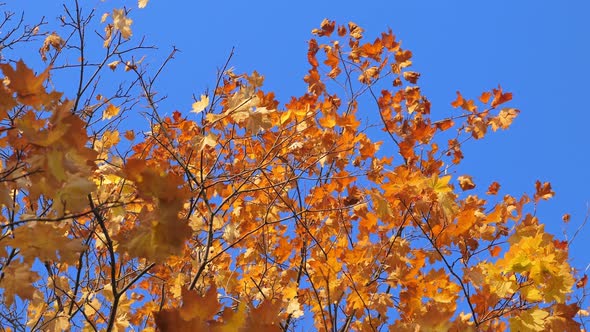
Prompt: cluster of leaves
<box><xmin>0</xmin><ymin>2</ymin><xmax>586</xmax><ymax>331</ymax></box>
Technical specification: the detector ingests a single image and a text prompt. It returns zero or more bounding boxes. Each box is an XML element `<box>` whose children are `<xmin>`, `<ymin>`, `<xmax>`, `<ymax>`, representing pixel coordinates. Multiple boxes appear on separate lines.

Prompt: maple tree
<box><xmin>0</xmin><ymin>1</ymin><xmax>587</xmax><ymax>331</ymax></box>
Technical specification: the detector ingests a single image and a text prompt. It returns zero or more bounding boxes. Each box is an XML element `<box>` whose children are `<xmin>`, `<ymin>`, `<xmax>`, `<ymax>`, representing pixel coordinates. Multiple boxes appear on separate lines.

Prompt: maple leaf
<box><xmin>509</xmin><ymin>307</ymin><xmax>549</xmax><ymax>331</ymax></box>
<box><xmin>434</xmin><ymin>119</ymin><xmax>454</xmax><ymax>131</ymax></box>
<box><xmin>479</xmin><ymin>91</ymin><xmax>492</xmax><ymax>103</ymax></box>
<box><xmin>118</xmin><ymin>216</ymin><xmax>192</xmax><ymax>261</ymax></box>
<box><xmin>108</xmin><ymin>60</ymin><xmax>120</xmax><ymax>70</ymax></box>
<box><xmin>55</xmin><ymin>176</ymin><xmax>97</xmax><ymax>213</ymax></box>
<box><xmin>246</xmin><ymin>300</ymin><xmax>283</xmax><ymax>330</ymax></box>
<box><xmin>112</xmin><ymin>9</ymin><xmax>133</xmax><ymax>39</ymax></box>
<box><xmin>348</xmin><ymin>21</ymin><xmax>364</xmax><ymax>39</ymax></box>
<box><xmin>490</xmin><ymin>85</ymin><xmax>512</xmax><ymax>108</ymax></box>
<box><xmin>534</xmin><ymin>180</ymin><xmax>555</xmax><ymax>202</ymax></box>
<box><xmin>0</xmin><ymin>60</ymin><xmax>52</xmax><ymax>109</ymax></box>
<box><xmin>102</xmin><ymin>103</ymin><xmax>120</xmax><ymax>120</ymax></box>
<box><xmin>312</xmin><ymin>18</ymin><xmax>335</xmax><ymax>37</ymax></box>
<box><xmin>490</xmin><ymin>108</ymin><xmax>519</xmax><ymax>131</ymax></box>
<box><xmin>0</xmin><ymin>263</ymin><xmax>38</xmax><ymax>305</ymax></box>
<box><xmin>489</xmin><ymin>246</ymin><xmax>502</xmax><ymax>257</ymax></box>
<box><xmin>124</xmin><ymin>129</ymin><xmax>135</xmax><ymax>140</ymax></box>
<box><xmin>487</xmin><ymin>181</ymin><xmax>501</xmax><ymax>195</ymax></box>
<box><xmin>154</xmin><ymin>285</ymin><xmax>222</xmax><ymax>331</ymax></box>
<box><xmin>285</xmin><ymin>297</ymin><xmax>304</xmax><ymax>319</ymax></box>
<box><xmin>451</xmin><ymin>91</ymin><xmax>464</xmax><ymax>108</ymax></box>
<box><xmin>403</xmin><ymin>71</ymin><xmax>420</xmax><ymax>84</ymax></box>
<box><xmin>191</xmin><ymin>94</ymin><xmax>209</xmax><ymax>114</ymax></box>
<box><xmin>458</xmin><ymin>175</ymin><xmax>476</xmax><ymax>191</ymax></box>
<box><xmin>395</xmin><ymin>49</ymin><xmax>412</xmax><ymax>68</ymax></box>
<box><xmin>39</xmin><ymin>32</ymin><xmax>65</xmax><ymax>61</ymax></box>
<box><xmin>0</xmin><ymin>83</ymin><xmax>17</xmax><ymax>117</ymax></box>
<box><xmin>4</xmin><ymin>222</ymin><xmax>86</xmax><ymax>264</ymax></box>
<box><xmin>545</xmin><ymin>303</ymin><xmax>581</xmax><ymax>331</ymax></box>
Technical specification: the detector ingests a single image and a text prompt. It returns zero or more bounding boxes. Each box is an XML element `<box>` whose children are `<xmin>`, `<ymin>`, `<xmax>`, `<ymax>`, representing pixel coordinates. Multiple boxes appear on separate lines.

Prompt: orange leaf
<box><xmin>154</xmin><ymin>286</ymin><xmax>221</xmax><ymax>330</ymax></box>
<box><xmin>39</xmin><ymin>32</ymin><xmax>65</xmax><ymax>61</ymax></box>
<box><xmin>534</xmin><ymin>180</ymin><xmax>554</xmax><ymax>202</ymax></box>
<box><xmin>577</xmin><ymin>275</ymin><xmax>588</xmax><ymax>289</ymax></box>
<box><xmin>489</xmin><ymin>245</ymin><xmax>502</xmax><ymax>257</ymax></box>
<box><xmin>348</xmin><ymin>21</ymin><xmax>363</xmax><ymax>39</ymax></box>
<box><xmin>102</xmin><ymin>103</ymin><xmax>120</xmax><ymax>120</ymax></box>
<box><xmin>0</xmin><ymin>60</ymin><xmax>52</xmax><ymax>109</ymax></box>
<box><xmin>479</xmin><ymin>91</ymin><xmax>492</xmax><ymax>104</ymax></box>
<box><xmin>458</xmin><ymin>175</ymin><xmax>475</xmax><ymax>191</ymax></box>
<box><xmin>359</xmin><ymin>39</ymin><xmax>383</xmax><ymax>61</ymax></box>
<box><xmin>434</xmin><ymin>119</ymin><xmax>454</xmax><ymax>131</ymax></box>
<box><xmin>124</xmin><ymin>130</ymin><xmax>135</xmax><ymax>140</ymax></box>
<box><xmin>451</xmin><ymin>91</ymin><xmax>464</xmax><ymax>108</ymax></box>
<box><xmin>394</xmin><ymin>49</ymin><xmax>412</xmax><ymax>68</ymax></box>
<box><xmin>312</xmin><ymin>18</ymin><xmax>335</xmax><ymax>37</ymax></box>
<box><xmin>490</xmin><ymin>85</ymin><xmax>512</xmax><ymax>108</ymax></box>
<box><xmin>403</xmin><ymin>71</ymin><xmax>420</xmax><ymax>84</ymax></box>
<box><xmin>487</xmin><ymin>181</ymin><xmax>501</xmax><ymax>195</ymax></box>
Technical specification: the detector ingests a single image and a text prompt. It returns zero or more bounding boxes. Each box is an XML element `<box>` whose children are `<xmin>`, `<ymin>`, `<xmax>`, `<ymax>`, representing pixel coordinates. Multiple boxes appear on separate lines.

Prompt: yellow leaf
<box><xmin>102</xmin><ymin>103</ymin><xmax>120</xmax><ymax>120</ymax></box>
<box><xmin>430</xmin><ymin>174</ymin><xmax>452</xmax><ymax>195</ymax></box>
<box><xmin>491</xmin><ymin>108</ymin><xmax>519</xmax><ymax>131</ymax></box>
<box><xmin>4</xmin><ymin>222</ymin><xmax>86</xmax><ymax>264</ymax></box>
<box><xmin>191</xmin><ymin>94</ymin><xmax>209</xmax><ymax>114</ymax></box>
<box><xmin>285</xmin><ymin>297</ymin><xmax>304</xmax><ymax>318</ymax></box>
<box><xmin>0</xmin><ymin>263</ymin><xmax>38</xmax><ymax>305</ymax></box>
<box><xmin>104</xmin><ymin>130</ymin><xmax>120</xmax><ymax>146</ymax></box>
<box><xmin>118</xmin><ymin>218</ymin><xmax>192</xmax><ymax>261</ymax></box>
<box><xmin>509</xmin><ymin>308</ymin><xmax>549</xmax><ymax>332</ymax></box>
<box><xmin>112</xmin><ymin>9</ymin><xmax>132</xmax><ymax>39</ymax></box>
<box><xmin>39</xmin><ymin>32</ymin><xmax>65</xmax><ymax>61</ymax></box>
<box><xmin>222</xmin><ymin>222</ymin><xmax>239</xmax><ymax>243</ymax></box>
<box><xmin>138</xmin><ymin>0</ymin><xmax>149</xmax><ymax>8</ymax></box>
<box><xmin>56</xmin><ymin>176</ymin><xmax>97</xmax><ymax>213</ymax></box>
<box><xmin>108</xmin><ymin>60</ymin><xmax>120</xmax><ymax>70</ymax></box>
<box><xmin>214</xmin><ymin>303</ymin><xmax>248</xmax><ymax>332</ymax></box>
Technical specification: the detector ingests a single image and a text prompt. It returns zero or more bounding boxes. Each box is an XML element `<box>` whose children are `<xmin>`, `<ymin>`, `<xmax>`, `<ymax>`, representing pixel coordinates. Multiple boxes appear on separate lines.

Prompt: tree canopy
<box><xmin>0</xmin><ymin>1</ymin><xmax>587</xmax><ymax>331</ymax></box>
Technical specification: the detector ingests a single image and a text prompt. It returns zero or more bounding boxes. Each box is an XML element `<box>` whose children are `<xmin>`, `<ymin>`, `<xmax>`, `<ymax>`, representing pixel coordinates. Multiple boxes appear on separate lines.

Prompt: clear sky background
<box><xmin>9</xmin><ymin>0</ymin><xmax>590</xmax><ymax>320</ymax></box>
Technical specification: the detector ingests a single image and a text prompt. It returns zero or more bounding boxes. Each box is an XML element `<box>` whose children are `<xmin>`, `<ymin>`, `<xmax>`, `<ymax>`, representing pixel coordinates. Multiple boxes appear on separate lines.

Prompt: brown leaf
<box><xmin>458</xmin><ymin>175</ymin><xmax>476</xmax><ymax>191</ymax></box>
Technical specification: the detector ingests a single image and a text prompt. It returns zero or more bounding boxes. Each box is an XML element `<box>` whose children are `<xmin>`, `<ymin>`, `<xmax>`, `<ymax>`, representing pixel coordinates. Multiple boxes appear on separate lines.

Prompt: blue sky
<box><xmin>8</xmin><ymin>0</ymin><xmax>590</xmax><ymax>324</ymax></box>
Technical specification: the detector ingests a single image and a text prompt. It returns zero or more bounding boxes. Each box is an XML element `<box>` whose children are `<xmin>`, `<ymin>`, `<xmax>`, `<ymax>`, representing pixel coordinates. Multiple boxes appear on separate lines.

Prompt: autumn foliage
<box><xmin>0</xmin><ymin>2</ymin><xmax>586</xmax><ymax>331</ymax></box>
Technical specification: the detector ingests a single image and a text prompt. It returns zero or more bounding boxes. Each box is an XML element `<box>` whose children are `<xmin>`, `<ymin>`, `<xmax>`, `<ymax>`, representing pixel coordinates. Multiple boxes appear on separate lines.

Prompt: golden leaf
<box><xmin>108</xmin><ymin>60</ymin><xmax>120</xmax><ymax>70</ymax></box>
<box><xmin>490</xmin><ymin>108</ymin><xmax>519</xmax><ymax>131</ymax></box>
<box><xmin>112</xmin><ymin>9</ymin><xmax>132</xmax><ymax>39</ymax></box>
<box><xmin>4</xmin><ymin>222</ymin><xmax>86</xmax><ymax>264</ymax></box>
<box><xmin>534</xmin><ymin>180</ymin><xmax>554</xmax><ymax>202</ymax></box>
<box><xmin>509</xmin><ymin>308</ymin><xmax>549</xmax><ymax>332</ymax></box>
<box><xmin>102</xmin><ymin>103</ymin><xmax>120</xmax><ymax>120</ymax></box>
<box><xmin>191</xmin><ymin>94</ymin><xmax>209</xmax><ymax>114</ymax></box>
<box><xmin>458</xmin><ymin>175</ymin><xmax>475</xmax><ymax>191</ymax></box>
<box><xmin>0</xmin><ymin>263</ymin><xmax>38</xmax><ymax>305</ymax></box>
<box><xmin>39</xmin><ymin>32</ymin><xmax>65</xmax><ymax>61</ymax></box>
<box><xmin>0</xmin><ymin>60</ymin><xmax>52</xmax><ymax>109</ymax></box>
